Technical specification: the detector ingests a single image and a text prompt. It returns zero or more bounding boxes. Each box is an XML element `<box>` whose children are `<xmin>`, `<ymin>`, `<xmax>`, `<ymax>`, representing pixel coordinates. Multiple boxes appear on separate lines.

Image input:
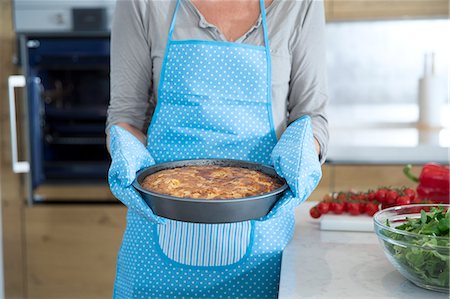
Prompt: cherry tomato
<box><xmin>386</xmin><ymin>190</ymin><xmax>399</xmax><ymax>205</ymax></box>
<box><xmin>337</xmin><ymin>193</ymin><xmax>347</xmax><ymax>201</ymax></box>
<box><xmin>347</xmin><ymin>202</ymin><xmax>361</xmax><ymax>216</ymax></box>
<box><xmin>365</xmin><ymin>202</ymin><xmax>379</xmax><ymax>216</ymax></box>
<box><xmin>310</xmin><ymin>206</ymin><xmax>321</xmax><ymax>219</ymax></box>
<box><xmin>367</xmin><ymin>191</ymin><xmax>376</xmax><ymax>201</ymax></box>
<box><xmin>343</xmin><ymin>201</ymin><xmax>350</xmax><ymax>212</ymax></box>
<box><xmin>359</xmin><ymin>202</ymin><xmax>367</xmax><ymax>213</ymax></box>
<box><xmin>358</xmin><ymin>193</ymin><xmax>367</xmax><ymax>201</ymax></box>
<box><xmin>403</xmin><ymin>188</ymin><xmax>416</xmax><ymax>201</ymax></box>
<box><xmin>317</xmin><ymin>202</ymin><xmax>330</xmax><ymax>214</ymax></box>
<box><xmin>375</xmin><ymin>189</ymin><xmax>388</xmax><ymax>203</ymax></box>
<box><xmin>331</xmin><ymin>202</ymin><xmax>345</xmax><ymax>214</ymax></box>
<box><xmin>396</xmin><ymin>196</ymin><xmax>411</xmax><ymax>206</ymax></box>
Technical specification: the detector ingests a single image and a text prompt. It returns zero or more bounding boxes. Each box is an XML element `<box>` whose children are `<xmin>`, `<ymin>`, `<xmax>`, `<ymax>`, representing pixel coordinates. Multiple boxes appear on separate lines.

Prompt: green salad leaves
<box><xmin>391</xmin><ymin>208</ymin><xmax>450</xmax><ymax>237</ymax></box>
<box><xmin>383</xmin><ymin>207</ymin><xmax>449</xmax><ymax>290</ymax></box>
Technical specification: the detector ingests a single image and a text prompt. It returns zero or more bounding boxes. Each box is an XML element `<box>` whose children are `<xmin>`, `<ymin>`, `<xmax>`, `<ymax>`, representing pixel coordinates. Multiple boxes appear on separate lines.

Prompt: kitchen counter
<box><xmin>326</xmin><ymin>104</ymin><xmax>449</xmax><ymax>164</ymax></box>
<box><xmin>279</xmin><ymin>202</ymin><xmax>448</xmax><ymax>299</ymax></box>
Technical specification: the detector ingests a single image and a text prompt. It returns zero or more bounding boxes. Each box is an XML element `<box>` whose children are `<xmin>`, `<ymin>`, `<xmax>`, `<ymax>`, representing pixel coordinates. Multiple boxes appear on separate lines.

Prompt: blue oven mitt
<box><xmin>264</xmin><ymin>115</ymin><xmax>322</xmax><ymax>219</ymax></box>
<box><xmin>108</xmin><ymin>125</ymin><xmax>165</xmax><ymax>224</ymax></box>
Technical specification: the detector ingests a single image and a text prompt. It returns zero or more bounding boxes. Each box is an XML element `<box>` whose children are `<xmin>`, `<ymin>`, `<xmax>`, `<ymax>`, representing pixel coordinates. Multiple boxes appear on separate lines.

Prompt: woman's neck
<box><xmin>191</xmin><ymin>0</ymin><xmax>273</xmax><ymax>42</ymax></box>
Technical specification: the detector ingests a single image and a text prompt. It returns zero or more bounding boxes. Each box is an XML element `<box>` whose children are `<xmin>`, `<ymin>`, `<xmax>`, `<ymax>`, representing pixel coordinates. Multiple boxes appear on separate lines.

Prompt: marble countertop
<box><xmin>325</xmin><ymin>104</ymin><xmax>449</xmax><ymax>164</ymax></box>
<box><xmin>279</xmin><ymin>202</ymin><xmax>448</xmax><ymax>299</ymax></box>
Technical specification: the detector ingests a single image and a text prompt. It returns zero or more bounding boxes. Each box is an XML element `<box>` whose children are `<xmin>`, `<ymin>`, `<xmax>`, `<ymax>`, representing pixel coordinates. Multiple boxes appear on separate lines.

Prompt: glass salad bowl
<box><xmin>373</xmin><ymin>204</ymin><xmax>449</xmax><ymax>293</ymax></box>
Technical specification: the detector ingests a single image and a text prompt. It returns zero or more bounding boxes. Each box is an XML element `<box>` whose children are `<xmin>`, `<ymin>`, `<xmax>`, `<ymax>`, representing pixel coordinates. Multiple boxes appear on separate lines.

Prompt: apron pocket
<box><xmin>156</xmin><ymin>220</ymin><xmax>253</xmax><ymax>267</ymax></box>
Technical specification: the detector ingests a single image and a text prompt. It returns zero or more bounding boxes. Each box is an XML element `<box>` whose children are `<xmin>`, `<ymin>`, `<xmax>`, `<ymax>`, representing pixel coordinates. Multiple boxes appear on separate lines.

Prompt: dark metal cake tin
<box><xmin>132</xmin><ymin>159</ymin><xmax>288</xmax><ymax>223</ymax></box>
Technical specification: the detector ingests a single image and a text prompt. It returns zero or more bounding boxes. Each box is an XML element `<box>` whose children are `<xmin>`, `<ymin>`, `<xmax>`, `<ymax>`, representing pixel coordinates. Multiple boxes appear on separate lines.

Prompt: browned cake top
<box><xmin>141</xmin><ymin>165</ymin><xmax>283</xmax><ymax>199</ymax></box>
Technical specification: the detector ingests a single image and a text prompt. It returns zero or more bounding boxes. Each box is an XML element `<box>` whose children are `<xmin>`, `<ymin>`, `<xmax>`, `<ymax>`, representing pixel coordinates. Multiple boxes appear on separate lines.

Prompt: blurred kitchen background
<box><xmin>0</xmin><ymin>0</ymin><xmax>449</xmax><ymax>298</ymax></box>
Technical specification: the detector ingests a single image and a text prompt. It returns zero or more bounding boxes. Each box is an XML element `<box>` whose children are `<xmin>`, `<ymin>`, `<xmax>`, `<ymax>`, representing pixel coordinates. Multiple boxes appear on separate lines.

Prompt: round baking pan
<box><xmin>132</xmin><ymin>159</ymin><xmax>288</xmax><ymax>223</ymax></box>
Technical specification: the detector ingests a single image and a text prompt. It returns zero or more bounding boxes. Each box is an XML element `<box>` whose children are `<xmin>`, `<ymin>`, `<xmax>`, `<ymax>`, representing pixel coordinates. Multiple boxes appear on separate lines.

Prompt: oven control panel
<box><xmin>13</xmin><ymin>0</ymin><xmax>115</xmax><ymax>33</ymax></box>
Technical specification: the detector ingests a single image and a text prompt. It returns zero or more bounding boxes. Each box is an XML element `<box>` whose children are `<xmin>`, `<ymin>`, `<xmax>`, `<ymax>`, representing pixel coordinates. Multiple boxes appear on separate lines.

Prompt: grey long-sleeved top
<box><xmin>107</xmin><ymin>0</ymin><xmax>329</xmax><ymax>162</ymax></box>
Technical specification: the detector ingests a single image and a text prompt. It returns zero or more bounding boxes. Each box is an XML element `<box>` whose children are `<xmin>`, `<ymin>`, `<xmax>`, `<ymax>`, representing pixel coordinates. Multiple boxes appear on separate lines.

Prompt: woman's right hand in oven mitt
<box><xmin>265</xmin><ymin>115</ymin><xmax>322</xmax><ymax>219</ymax></box>
<box><xmin>108</xmin><ymin>125</ymin><xmax>165</xmax><ymax>224</ymax></box>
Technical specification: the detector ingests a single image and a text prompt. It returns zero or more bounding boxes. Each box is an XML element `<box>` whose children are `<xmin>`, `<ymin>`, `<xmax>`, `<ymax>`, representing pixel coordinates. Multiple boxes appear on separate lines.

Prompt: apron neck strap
<box><xmin>167</xmin><ymin>0</ymin><xmax>182</xmax><ymax>41</ymax></box>
<box><xmin>168</xmin><ymin>0</ymin><xmax>270</xmax><ymax>48</ymax></box>
<box><xmin>259</xmin><ymin>0</ymin><xmax>270</xmax><ymax>49</ymax></box>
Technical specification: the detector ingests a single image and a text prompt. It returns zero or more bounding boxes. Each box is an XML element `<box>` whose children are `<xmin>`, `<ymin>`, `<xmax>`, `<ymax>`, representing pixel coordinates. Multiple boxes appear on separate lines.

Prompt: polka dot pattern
<box><xmin>113</xmin><ymin>209</ymin><xmax>296</xmax><ymax>299</ymax></box>
<box><xmin>147</xmin><ymin>42</ymin><xmax>276</xmax><ymax>165</ymax></box>
<box><xmin>109</xmin><ymin>7</ymin><xmax>321</xmax><ymax>297</ymax></box>
<box><xmin>109</xmin><ymin>111</ymin><xmax>321</xmax><ymax>299</ymax></box>
<box><xmin>268</xmin><ymin>115</ymin><xmax>322</xmax><ymax>217</ymax></box>
<box><xmin>109</xmin><ymin>87</ymin><xmax>321</xmax><ymax>298</ymax></box>
<box><xmin>108</xmin><ymin>126</ymin><xmax>164</xmax><ymax>224</ymax></box>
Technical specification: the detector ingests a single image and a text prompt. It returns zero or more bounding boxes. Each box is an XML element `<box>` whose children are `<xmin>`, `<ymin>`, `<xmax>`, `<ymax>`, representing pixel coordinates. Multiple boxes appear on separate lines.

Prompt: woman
<box><xmin>107</xmin><ymin>0</ymin><xmax>328</xmax><ymax>298</ymax></box>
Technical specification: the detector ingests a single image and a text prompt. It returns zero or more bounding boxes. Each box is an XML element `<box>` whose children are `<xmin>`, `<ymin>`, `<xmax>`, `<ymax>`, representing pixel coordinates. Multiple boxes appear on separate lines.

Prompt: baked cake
<box><xmin>141</xmin><ymin>165</ymin><xmax>283</xmax><ymax>199</ymax></box>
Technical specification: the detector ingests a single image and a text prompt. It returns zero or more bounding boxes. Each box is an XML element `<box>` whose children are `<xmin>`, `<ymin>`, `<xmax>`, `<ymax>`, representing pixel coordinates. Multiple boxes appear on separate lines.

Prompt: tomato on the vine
<box><xmin>317</xmin><ymin>202</ymin><xmax>330</xmax><ymax>214</ymax></box>
<box><xmin>403</xmin><ymin>188</ymin><xmax>416</xmax><ymax>200</ymax></box>
<box><xmin>331</xmin><ymin>202</ymin><xmax>345</xmax><ymax>214</ymax></box>
<box><xmin>375</xmin><ymin>189</ymin><xmax>388</xmax><ymax>202</ymax></box>
<box><xmin>337</xmin><ymin>193</ymin><xmax>347</xmax><ymax>201</ymax></box>
<box><xmin>396</xmin><ymin>196</ymin><xmax>411</xmax><ymax>206</ymax></box>
<box><xmin>311</xmin><ymin>185</ymin><xmax>420</xmax><ymax>220</ymax></box>
<box><xmin>343</xmin><ymin>201</ymin><xmax>350</xmax><ymax>212</ymax></box>
<box><xmin>347</xmin><ymin>202</ymin><xmax>361</xmax><ymax>216</ymax></box>
<box><xmin>386</xmin><ymin>190</ymin><xmax>399</xmax><ymax>205</ymax></box>
<box><xmin>358</xmin><ymin>202</ymin><xmax>366</xmax><ymax>213</ymax></box>
<box><xmin>357</xmin><ymin>193</ymin><xmax>367</xmax><ymax>201</ymax></box>
<box><xmin>365</xmin><ymin>202</ymin><xmax>379</xmax><ymax>216</ymax></box>
<box><xmin>310</xmin><ymin>206</ymin><xmax>321</xmax><ymax>219</ymax></box>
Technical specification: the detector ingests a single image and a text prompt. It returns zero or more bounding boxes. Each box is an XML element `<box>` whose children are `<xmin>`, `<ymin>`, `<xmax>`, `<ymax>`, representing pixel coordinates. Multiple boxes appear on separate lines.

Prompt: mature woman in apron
<box><xmin>107</xmin><ymin>0</ymin><xmax>328</xmax><ymax>298</ymax></box>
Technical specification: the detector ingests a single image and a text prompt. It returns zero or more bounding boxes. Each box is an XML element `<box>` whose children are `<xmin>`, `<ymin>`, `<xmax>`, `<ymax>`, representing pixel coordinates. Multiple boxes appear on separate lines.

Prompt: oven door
<box><xmin>22</xmin><ymin>36</ymin><xmax>112</xmax><ymax>202</ymax></box>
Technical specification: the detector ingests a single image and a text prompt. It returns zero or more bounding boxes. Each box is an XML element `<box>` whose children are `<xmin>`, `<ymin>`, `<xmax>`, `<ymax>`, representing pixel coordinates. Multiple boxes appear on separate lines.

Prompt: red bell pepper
<box><xmin>404</xmin><ymin>163</ymin><xmax>449</xmax><ymax>204</ymax></box>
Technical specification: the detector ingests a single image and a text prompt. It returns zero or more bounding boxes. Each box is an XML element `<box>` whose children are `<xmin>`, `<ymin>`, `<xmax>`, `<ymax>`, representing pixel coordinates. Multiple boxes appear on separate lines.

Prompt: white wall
<box><xmin>326</xmin><ymin>19</ymin><xmax>449</xmax><ymax>105</ymax></box>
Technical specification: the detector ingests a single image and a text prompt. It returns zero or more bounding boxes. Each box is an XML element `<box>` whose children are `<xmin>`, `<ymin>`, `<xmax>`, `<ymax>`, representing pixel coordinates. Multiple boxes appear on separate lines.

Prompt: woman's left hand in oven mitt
<box><xmin>108</xmin><ymin>125</ymin><xmax>165</xmax><ymax>224</ymax></box>
<box><xmin>265</xmin><ymin>115</ymin><xmax>322</xmax><ymax>218</ymax></box>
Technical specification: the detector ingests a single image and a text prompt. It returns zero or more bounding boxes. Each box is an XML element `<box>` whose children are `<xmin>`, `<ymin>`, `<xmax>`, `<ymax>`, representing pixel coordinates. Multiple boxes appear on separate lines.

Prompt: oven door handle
<box><xmin>8</xmin><ymin>75</ymin><xmax>30</xmax><ymax>173</ymax></box>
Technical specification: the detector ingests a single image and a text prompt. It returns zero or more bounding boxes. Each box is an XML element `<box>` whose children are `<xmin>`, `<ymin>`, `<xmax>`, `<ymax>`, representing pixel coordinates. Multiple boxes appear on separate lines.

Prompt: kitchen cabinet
<box><xmin>309</xmin><ymin>165</ymin><xmax>332</xmax><ymax>201</ymax></box>
<box><xmin>25</xmin><ymin>205</ymin><xmax>126</xmax><ymax>299</ymax></box>
<box><xmin>34</xmin><ymin>185</ymin><xmax>115</xmax><ymax>202</ymax></box>
<box><xmin>324</xmin><ymin>0</ymin><xmax>334</xmax><ymax>20</ymax></box>
<box><xmin>329</xmin><ymin>164</ymin><xmax>417</xmax><ymax>191</ymax></box>
<box><xmin>326</xmin><ymin>0</ymin><xmax>449</xmax><ymax>21</ymax></box>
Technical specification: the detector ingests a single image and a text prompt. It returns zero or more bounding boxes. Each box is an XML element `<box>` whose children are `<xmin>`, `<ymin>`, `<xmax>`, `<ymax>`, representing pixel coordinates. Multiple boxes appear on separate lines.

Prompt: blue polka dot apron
<box><xmin>110</xmin><ymin>0</ymin><xmax>322</xmax><ymax>298</ymax></box>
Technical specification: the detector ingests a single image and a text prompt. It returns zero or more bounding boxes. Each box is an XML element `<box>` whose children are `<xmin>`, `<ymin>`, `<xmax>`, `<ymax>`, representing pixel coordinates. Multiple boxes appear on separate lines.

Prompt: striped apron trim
<box><xmin>157</xmin><ymin>221</ymin><xmax>252</xmax><ymax>266</ymax></box>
